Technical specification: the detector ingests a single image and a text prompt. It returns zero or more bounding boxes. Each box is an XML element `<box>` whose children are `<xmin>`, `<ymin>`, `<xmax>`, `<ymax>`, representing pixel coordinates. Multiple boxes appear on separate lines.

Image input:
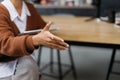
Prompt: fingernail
<box><xmin>49</xmin><ymin>21</ymin><xmax>53</xmax><ymax>25</ymax></box>
<box><xmin>46</xmin><ymin>21</ymin><xmax>52</xmax><ymax>26</ymax></box>
<box><xmin>61</xmin><ymin>39</ymin><xmax>64</xmax><ymax>42</ymax></box>
<box><xmin>61</xmin><ymin>40</ymin><xmax>64</xmax><ymax>42</ymax></box>
<box><xmin>66</xmin><ymin>44</ymin><xmax>69</xmax><ymax>47</ymax></box>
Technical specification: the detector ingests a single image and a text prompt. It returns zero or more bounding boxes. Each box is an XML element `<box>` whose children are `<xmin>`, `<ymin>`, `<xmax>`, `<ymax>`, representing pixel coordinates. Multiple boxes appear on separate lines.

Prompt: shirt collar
<box><xmin>1</xmin><ymin>0</ymin><xmax>31</xmax><ymax>21</ymax></box>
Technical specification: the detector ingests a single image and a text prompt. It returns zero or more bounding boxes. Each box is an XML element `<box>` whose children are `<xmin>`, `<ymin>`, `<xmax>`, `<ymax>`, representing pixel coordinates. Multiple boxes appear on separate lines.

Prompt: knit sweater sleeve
<box><xmin>0</xmin><ymin>5</ymin><xmax>35</xmax><ymax>57</ymax></box>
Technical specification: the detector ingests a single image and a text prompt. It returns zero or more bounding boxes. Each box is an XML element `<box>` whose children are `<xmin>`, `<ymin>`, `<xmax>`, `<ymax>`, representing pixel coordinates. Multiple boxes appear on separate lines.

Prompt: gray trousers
<box><xmin>0</xmin><ymin>56</ymin><xmax>40</xmax><ymax>80</ymax></box>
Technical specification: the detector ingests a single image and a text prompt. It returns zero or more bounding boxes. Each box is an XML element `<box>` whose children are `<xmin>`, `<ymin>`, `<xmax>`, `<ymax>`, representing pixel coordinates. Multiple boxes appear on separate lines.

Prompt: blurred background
<box><xmin>0</xmin><ymin>0</ymin><xmax>120</xmax><ymax>80</ymax></box>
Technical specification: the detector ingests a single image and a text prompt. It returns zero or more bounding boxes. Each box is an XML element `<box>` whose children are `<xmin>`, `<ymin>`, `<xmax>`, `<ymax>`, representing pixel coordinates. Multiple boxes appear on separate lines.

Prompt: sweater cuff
<box><xmin>26</xmin><ymin>36</ymin><xmax>35</xmax><ymax>53</ymax></box>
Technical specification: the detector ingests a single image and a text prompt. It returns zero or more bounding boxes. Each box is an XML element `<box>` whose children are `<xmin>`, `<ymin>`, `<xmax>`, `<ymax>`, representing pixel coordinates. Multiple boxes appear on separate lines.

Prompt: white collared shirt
<box><xmin>0</xmin><ymin>0</ymin><xmax>31</xmax><ymax>78</ymax></box>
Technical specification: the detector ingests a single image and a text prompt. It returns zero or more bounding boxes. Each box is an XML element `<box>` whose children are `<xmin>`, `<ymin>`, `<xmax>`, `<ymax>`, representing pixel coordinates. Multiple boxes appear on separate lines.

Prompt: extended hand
<box><xmin>32</xmin><ymin>21</ymin><xmax>69</xmax><ymax>50</ymax></box>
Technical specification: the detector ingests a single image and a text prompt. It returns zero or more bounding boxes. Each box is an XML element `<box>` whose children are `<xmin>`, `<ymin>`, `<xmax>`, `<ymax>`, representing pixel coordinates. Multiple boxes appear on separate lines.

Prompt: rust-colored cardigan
<box><xmin>0</xmin><ymin>2</ymin><xmax>46</xmax><ymax>62</ymax></box>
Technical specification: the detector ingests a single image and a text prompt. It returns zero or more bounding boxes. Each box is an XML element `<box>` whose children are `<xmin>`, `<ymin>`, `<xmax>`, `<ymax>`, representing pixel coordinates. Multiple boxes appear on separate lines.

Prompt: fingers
<box><xmin>44</xmin><ymin>41</ymin><xmax>69</xmax><ymax>50</ymax></box>
<box><xmin>45</xmin><ymin>36</ymin><xmax>69</xmax><ymax>50</ymax></box>
<box><xmin>48</xmin><ymin>35</ymin><xmax>64</xmax><ymax>43</ymax></box>
<box><xmin>43</xmin><ymin>21</ymin><xmax>53</xmax><ymax>31</ymax></box>
<box><xmin>51</xmin><ymin>36</ymin><xmax>69</xmax><ymax>48</ymax></box>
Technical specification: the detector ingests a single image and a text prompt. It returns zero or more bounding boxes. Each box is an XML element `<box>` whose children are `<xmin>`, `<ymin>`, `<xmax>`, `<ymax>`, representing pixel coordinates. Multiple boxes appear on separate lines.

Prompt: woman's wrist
<box><xmin>32</xmin><ymin>35</ymin><xmax>39</xmax><ymax>46</ymax></box>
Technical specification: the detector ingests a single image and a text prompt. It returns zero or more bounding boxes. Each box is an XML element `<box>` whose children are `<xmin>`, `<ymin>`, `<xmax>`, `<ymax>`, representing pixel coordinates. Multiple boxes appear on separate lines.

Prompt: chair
<box><xmin>37</xmin><ymin>45</ymin><xmax>77</xmax><ymax>80</ymax></box>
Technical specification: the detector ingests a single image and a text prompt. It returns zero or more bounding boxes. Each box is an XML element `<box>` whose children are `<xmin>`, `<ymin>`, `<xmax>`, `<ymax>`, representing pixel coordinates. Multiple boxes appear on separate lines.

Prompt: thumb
<box><xmin>43</xmin><ymin>21</ymin><xmax>53</xmax><ymax>31</ymax></box>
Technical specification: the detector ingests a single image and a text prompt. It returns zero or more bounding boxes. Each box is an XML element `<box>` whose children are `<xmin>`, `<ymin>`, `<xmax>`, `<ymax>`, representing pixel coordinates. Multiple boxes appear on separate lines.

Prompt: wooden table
<box><xmin>42</xmin><ymin>16</ymin><xmax>120</xmax><ymax>80</ymax></box>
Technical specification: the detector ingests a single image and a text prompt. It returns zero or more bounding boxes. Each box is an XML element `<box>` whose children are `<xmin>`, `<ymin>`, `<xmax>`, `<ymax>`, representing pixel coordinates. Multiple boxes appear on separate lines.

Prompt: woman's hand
<box><xmin>32</xmin><ymin>21</ymin><xmax>69</xmax><ymax>50</ymax></box>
